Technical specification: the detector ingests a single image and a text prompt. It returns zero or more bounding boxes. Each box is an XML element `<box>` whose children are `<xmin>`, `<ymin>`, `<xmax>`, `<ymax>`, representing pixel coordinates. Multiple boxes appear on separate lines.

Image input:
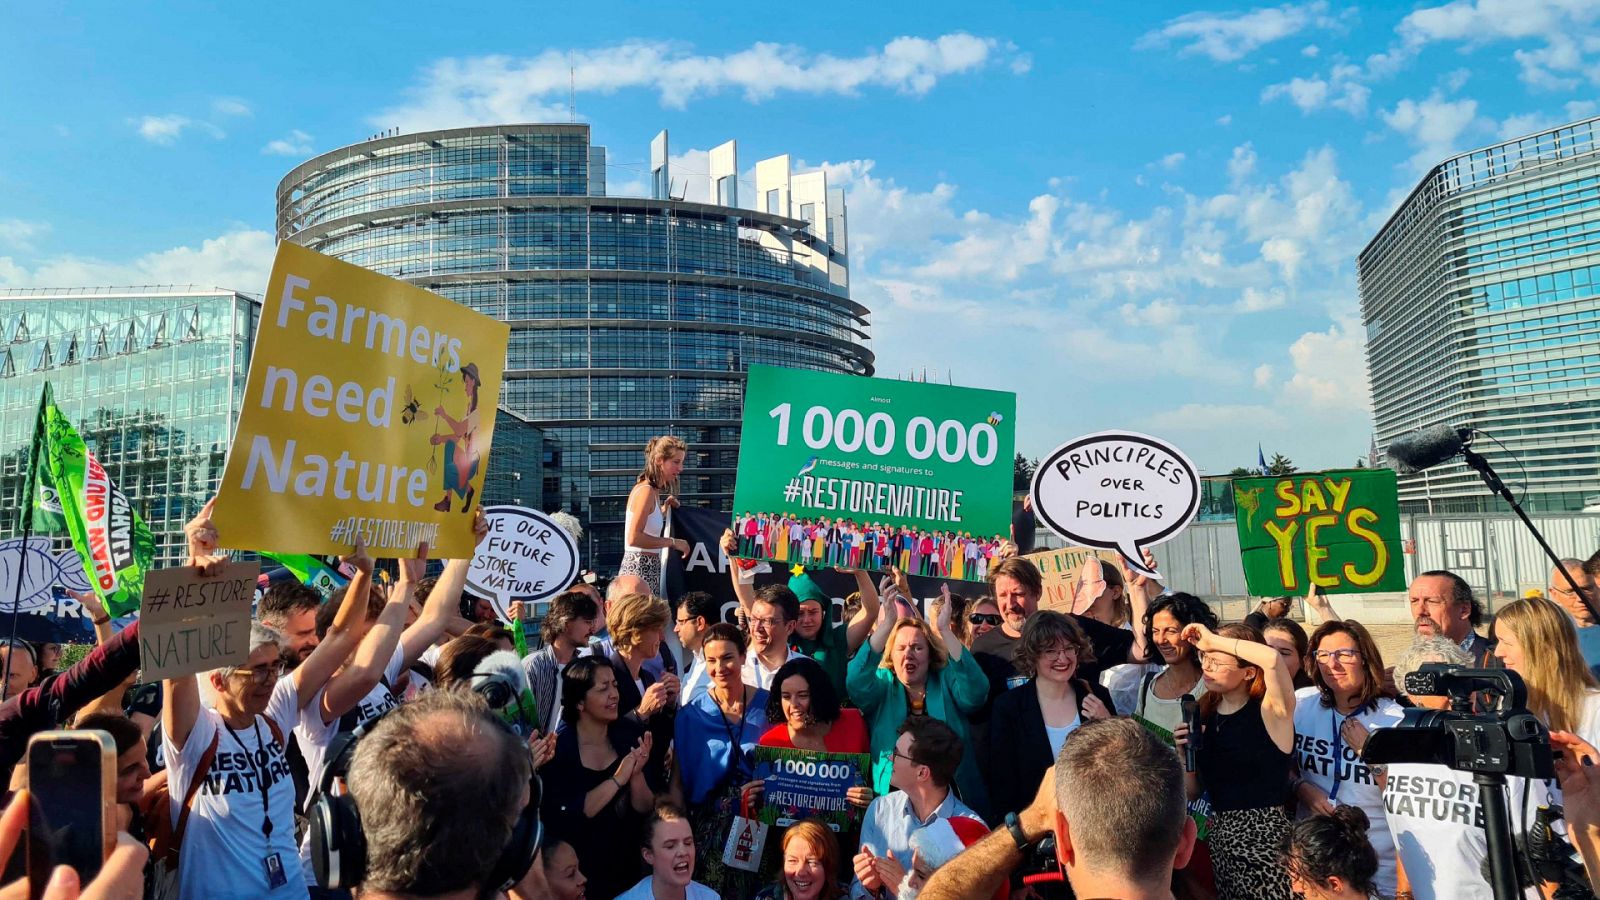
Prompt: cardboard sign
<box><xmin>137</xmin><ymin>561</ymin><xmax>260</xmax><ymax>681</ymax></box>
<box><xmin>467</xmin><ymin>506</ymin><xmax>581</xmax><ymax>620</ymax></box>
<box><xmin>1030</xmin><ymin>431</ymin><xmax>1200</xmax><ymax>577</ymax></box>
<box><xmin>1233</xmin><ymin>469</ymin><xmax>1405</xmax><ymax>595</ymax></box>
<box><xmin>753</xmin><ymin>746</ymin><xmax>870</xmax><ymax>831</ymax></box>
<box><xmin>1022</xmin><ymin>546</ymin><xmax>1124</xmax><ymax>613</ymax></box>
<box><xmin>731</xmin><ymin>364</ymin><xmax>1016</xmax><ymax>583</ymax></box>
<box><xmin>214</xmin><ymin>242</ymin><xmax>510</xmax><ymax>558</ymax></box>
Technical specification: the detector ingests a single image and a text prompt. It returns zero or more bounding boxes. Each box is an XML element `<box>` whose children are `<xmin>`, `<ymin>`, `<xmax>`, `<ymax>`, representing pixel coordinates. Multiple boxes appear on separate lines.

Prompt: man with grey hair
<box><xmin>346</xmin><ymin>689</ymin><xmax>534</xmax><ymax>898</ymax></box>
<box><xmin>919</xmin><ymin>717</ymin><xmax>1196</xmax><ymax>900</ymax></box>
<box><xmin>1551</xmin><ymin>558</ymin><xmax>1597</xmax><ymax>628</ymax></box>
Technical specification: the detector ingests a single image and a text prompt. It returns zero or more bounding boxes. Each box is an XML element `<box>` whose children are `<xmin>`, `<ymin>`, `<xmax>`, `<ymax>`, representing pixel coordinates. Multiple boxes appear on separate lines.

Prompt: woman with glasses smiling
<box><xmin>986</xmin><ymin>611</ymin><xmax>1114</xmax><ymax>824</ymax></box>
<box><xmin>1175</xmin><ymin>621</ymin><xmax>1296</xmax><ymax>900</ymax></box>
<box><xmin>1292</xmin><ymin>620</ymin><xmax>1403</xmax><ymax>898</ymax></box>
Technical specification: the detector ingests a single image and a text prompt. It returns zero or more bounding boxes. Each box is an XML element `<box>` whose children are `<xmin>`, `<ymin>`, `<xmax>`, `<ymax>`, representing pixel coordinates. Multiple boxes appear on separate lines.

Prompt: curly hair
<box><xmin>1014</xmin><ymin>610</ymin><xmax>1096</xmax><ymax>679</ymax></box>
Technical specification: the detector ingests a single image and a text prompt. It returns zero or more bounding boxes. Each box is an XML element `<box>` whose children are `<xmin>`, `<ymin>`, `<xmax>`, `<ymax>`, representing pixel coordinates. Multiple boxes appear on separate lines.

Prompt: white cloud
<box><xmin>1282</xmin><ymin>314</ymin><xmax>1371</xmax><ymax>413</ymax></box>
<box><xmin>1139</xmin><ymin>403</ymin><xmax>1289</xmax><ymax>434</ymax></box>
<box><xmin>1136</xmin><ymin>1</ymin><xmax>1341</xmax><ymax>63</ymax></box>
<box><xmin>375</xmin><ymin>35</ymin><xmax>1022</xmax><ymax>132</ymax></box>
<box><xmin>212</xmin><ymin>97</ymin><xmax>252</xmax><ymax>117</ymax></box>
<box><xmin>0</xmin><ymin>219</ymin><xmax>48</xmax><ymax>252</ymax></box>
<box><xmin>1217</xmin><ymin>113</ymin><xmax>1234</xmax><ymax>125</ymax></box>
<box><xmin>263</xmin><ymin>129</ymin><xmax>315</xmax><ymax>156</ymax></box>
<box><xmin>1398</xmin><ymin>0</ymin><xmax>1600</xmax><ymax>90</ymax></box>
<box><xmin>1566</xmin><ymin>100</ymin><xmax>1600</xmax><ymax>119</ymax></box>
<box><xmin>1380</xmin><ymin>92</ymin><xmax>1485</xmax><ymax>172</ymax></box>
<box><xmin>1157</xmin><ymin>152</ymin><xmax>1187</xmax><ymax>170</ymax></box>
<box><xmin>1253</xmin><ymin>363</ymin><xmax>1277</xmax><ymax>388</ymax></box>
<box><xmin>1499</xmin><ymin>112</ymin><xmax>1550</xmax><ymax>139</ymax></box>
<box><xmin>1262</xmin><ymin>62</ymin><xmax>1369</xmax><ymax>114</ymax></box>
<box><xmin>133</xmin><ymin>115</ymin><xmax>192</xmax><ymax>145</ymax></box>
<box><xmin>0</xmin><ymin>228</ymin><xmax>275</xmax><ymax>293</ymax></box>
<box><xmin>1302</xmin><ymin>44</ymin><xmax>1321</xmax><ymax>57</ymax></box>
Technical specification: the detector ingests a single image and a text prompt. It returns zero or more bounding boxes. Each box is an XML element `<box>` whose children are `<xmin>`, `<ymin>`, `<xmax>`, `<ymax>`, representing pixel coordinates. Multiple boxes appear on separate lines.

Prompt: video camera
<box><xmin>1363</xmin><ymin>664</ymin><xmax>1566</xmax><ymax>900</ymax></box>
<box><xmin>1363</xmin><ymin>664</ymin><xmax>1552</xmax><ymax>780</ymax></box>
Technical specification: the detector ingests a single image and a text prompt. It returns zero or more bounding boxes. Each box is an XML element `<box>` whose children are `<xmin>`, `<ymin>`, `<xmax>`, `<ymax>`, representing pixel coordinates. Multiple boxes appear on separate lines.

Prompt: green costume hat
<box><xmin>789</xmin><ymin>565</ymin><xmax>829</xmax><ymax>606</ymax></box>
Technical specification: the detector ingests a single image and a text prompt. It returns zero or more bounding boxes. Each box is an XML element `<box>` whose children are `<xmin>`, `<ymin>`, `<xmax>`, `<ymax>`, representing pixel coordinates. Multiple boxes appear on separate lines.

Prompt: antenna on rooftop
<box><xmin>569</xmin><ymin>52</ymin><xmax>577</xmax><ymax>123</ymax></box>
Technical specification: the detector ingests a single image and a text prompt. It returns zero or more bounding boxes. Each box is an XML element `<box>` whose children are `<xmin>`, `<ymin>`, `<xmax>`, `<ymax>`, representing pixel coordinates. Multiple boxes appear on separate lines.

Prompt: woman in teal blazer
<box><xmin>846</xmin><ymin>593</ymin><xmax>991</xmax><ymax>814</ymax></box>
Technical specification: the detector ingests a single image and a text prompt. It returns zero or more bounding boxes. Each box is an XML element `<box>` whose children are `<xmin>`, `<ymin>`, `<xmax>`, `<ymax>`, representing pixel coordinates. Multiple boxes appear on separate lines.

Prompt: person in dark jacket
<box><xmin>987</xmin><ymin>611</ymin><xmax>1114</xmax><ymax>823</ymax></box>
<box><xmin>0</xmin><ymin>621</ymin><xmax>141</xmax><ymax>784</ymax></box>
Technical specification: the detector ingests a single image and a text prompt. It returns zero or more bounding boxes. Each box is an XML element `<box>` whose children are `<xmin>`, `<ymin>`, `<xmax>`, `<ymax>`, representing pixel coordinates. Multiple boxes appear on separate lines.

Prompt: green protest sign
<box><xmin>752</xmin><ymin>745</ymin><xmax>870</xmax><ymax>831</ymax></box>
<box><xmin>731</xmin><ymin>365</ymin><xmax>1015</xmax><ymax>582</ymax></box>
<box><xmin>1233</xmin><ymin>468</ymin><xmax>1404</xmax><ymax>596</ymax></box>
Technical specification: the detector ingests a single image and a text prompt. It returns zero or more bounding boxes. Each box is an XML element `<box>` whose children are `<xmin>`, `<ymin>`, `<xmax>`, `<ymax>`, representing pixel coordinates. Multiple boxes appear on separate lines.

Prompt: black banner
<box><xmin>666</xmin><ymin>506</ymin><xmax>975</xmax><ymax>623</ymax></box>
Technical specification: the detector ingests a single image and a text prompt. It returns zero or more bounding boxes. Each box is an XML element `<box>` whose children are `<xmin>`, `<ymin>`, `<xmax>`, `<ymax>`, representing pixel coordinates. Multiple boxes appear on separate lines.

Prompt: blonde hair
<box><xmin>1495</xmin><ymin>596</ymin><xmax>1600</xmax><ymax>733</ymax></box>
<box><xmin>638</xmin><ymin>436</ymin><xmax>688</xmax><ymax>489</ymax></box>
<box><xmin>878</xmin><ymin>618</ymin><xmax>949</xmax><ymax>675</ymax></box>
<box><xmin>609</xmin><ymin>592</ymin><xmax>669</xmax><ymax>655</ymax></box>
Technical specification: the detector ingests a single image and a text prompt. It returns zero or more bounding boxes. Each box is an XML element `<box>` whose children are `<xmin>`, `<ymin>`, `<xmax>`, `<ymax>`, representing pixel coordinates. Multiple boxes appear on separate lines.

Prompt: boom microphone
<box><xmin>1386</xmin><ymin>424</ymin><xmax>1472</xmax><ymax>474</ymax></box>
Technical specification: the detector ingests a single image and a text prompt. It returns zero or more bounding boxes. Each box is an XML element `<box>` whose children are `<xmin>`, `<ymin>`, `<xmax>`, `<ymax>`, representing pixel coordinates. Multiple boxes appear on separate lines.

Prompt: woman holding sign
<box><xmin>670</xmin><ymin>622</ymin><xmax>770</xmax><ymax>897</ymax></box>
<box><xmin>621</xmin><ymin>436</ymin><xmax>691</xmax><ymax>595</ymax></box>
<box><xmin>1174</xmin><ymin>622</ymin><xmax>1296</xmax><ymax>900</ymax></box>
<box><xmin>847</xmin><ymin>594</ymin><xmax>990</xmax><ymax>817</ymax></box>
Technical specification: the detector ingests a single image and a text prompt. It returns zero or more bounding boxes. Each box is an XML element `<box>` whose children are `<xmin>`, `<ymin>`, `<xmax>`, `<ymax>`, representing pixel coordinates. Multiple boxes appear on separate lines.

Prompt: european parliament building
<box><xmin>1361</xmin><ymin>117</ymin><xmax>1600</xmax><ymax>514</ymax></box>
<box><xmin>276</xmin><ymin>124</ymin><xmax>873</xmax><ymax>563</ymax></box>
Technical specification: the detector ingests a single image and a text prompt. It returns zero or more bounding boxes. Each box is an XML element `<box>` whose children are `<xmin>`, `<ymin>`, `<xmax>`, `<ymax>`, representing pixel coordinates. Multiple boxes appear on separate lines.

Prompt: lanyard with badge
<box><xmin>224</xmin><ymin>720</ymin><xmax>288</xmax><ymax>889</ymax></box>
<box><xmin>1328</xmin><ymin>710</ymin><xmax>1345</xmax><ymax>803</ymax></box>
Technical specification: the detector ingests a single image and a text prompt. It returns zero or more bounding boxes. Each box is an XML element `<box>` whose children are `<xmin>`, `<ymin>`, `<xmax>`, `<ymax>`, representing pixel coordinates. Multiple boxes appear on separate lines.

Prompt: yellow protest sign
<box><xmin>215</xmin><ymin>243</ymin><xmax>509</xmax><ymax>558</ymax></box>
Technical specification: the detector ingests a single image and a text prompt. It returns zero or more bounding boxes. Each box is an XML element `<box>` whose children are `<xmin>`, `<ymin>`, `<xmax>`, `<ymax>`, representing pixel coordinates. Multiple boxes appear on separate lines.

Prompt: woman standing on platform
<box><xmin>621</xmin><ymin>436</ymin><xmax>690</xmax><ymax>596</ymax></box>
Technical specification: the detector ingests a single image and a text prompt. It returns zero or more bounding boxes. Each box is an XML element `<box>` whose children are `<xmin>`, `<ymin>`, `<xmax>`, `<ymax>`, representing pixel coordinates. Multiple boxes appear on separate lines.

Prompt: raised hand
<box><xmin>184</xmin><ymin>497</ymin><xmax>226</xmax><ymax>574</ymax></box>
<box><xmin>854</xmin><ymin>846</ymin><xmax>883</xmax><ymax>891</ymax></box>
<box><xmin>1081</xmin><ymin>693</ymin><xmax>1111</xmax><ymax>721</ymax></box>
<box><xmin>471</xmin><ymin>508</ymin><xmax>490</xmax><ymax>545</ymax></box>
<box><xmin>397</xmin><ymin>541</ymin><xmax>430</xmax><ymax>585</ymax></box>
<box><xmin>341</xmin><ymin>534</ymin><xmax>374</xmax><ymax>576</ymax></box>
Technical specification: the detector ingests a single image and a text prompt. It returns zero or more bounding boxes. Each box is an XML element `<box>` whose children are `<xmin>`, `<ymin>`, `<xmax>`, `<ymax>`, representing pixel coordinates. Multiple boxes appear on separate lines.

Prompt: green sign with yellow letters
<box><xmin>1233</xmin><ymin>468</ymin><xmax>1404</xmax><ymax>596</ymax></box>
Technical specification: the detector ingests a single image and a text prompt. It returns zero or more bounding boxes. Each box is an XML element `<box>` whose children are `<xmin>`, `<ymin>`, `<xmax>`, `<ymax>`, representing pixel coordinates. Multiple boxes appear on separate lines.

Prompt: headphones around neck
<box><xmin>308</xmin><ymin>709</ymin><xmax>544</xmax><ymax>892</ymax></box>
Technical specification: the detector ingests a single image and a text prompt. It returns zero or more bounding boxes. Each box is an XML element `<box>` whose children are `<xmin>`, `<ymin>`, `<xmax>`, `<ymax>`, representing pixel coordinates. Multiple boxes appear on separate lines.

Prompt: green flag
<box><xmin>34</xmin><ymin>383</ymin><xmax>155</xmax><ymax>616</ymax></box>
<box><xmin>259</xmin><ymin>551</ymin><xmax>348</xmax><ymax>600</ymax></box>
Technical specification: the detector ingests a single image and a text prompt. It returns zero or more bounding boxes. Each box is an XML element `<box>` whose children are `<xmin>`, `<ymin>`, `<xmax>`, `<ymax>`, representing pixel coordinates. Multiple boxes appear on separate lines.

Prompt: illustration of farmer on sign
<box><xmin>431</xmin><ymin>361</ymin><xmax>483</xmax><ymax>513</ymax></box>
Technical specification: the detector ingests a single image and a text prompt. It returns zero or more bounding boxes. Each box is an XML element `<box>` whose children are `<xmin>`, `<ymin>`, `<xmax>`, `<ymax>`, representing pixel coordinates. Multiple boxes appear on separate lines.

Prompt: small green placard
<box><xmin>1233</xmin><ymin>468</ymin><xmax>1405</xmax><ymax>596</ymax></box>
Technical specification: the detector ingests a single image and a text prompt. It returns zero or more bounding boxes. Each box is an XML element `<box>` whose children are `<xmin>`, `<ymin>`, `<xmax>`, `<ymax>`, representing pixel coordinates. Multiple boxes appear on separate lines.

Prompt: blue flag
<box><xmin>1257</xmin><ymin>444</ymin><xmax>1269</xmax><ymax>475</ymax></box>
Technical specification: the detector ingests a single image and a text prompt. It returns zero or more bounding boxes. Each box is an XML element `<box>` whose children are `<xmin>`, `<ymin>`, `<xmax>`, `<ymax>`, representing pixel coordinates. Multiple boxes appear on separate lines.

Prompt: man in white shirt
<box><xmin>743</xmin><ymin>588</ymin><xmax>803</xmax><ymax>691</ymax></box>
<box><xmin>852</xmin><ymin>718</ymin><xmax>983</xmax><ymax>899</ymax></box>
<box><xmin>673</xmin><ymin>591</ymin><xmax>720</xmax><ymax>702</ymax></box>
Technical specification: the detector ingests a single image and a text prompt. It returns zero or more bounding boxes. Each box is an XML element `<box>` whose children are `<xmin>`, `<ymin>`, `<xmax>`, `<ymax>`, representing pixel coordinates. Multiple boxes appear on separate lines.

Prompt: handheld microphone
<box><xmin>1179</xmin><ymin>694</ymin><xmax>1201</xmax><ymax>772</ymax></box>
<box><xmin>1386</xmin><ymin>424</ymin><xmax>1472</xmax><ymax>474</ymax></box>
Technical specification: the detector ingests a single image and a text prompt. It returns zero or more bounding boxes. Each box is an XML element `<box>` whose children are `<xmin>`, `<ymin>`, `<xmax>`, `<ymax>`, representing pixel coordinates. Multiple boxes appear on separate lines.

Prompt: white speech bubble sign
<box><xmin>467</xmin><ymin>505</ymin><xmax>581</xmax><ymax>619</ymax></box>
<box><xmin>1030</xmin><ymin>431</ymin><xmax>1200</xmax><ymax>578</ymax></box>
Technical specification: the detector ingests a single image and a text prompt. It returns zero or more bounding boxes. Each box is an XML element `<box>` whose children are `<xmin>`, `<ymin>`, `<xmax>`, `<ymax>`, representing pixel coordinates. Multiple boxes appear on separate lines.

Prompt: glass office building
<box><xmin>0</xmin><ymin>289</ymin><xmax>258</xmax><ymax>564</ymax></box>
<box><xmin>277</xmin><ymin>124</ymin><xmax>873</xmax><ymax>563</ymax></box>
<box><xmin>1360</xmin><ymin>117</ymin><xmax>1600</xmax><ymax>513</ymax></box>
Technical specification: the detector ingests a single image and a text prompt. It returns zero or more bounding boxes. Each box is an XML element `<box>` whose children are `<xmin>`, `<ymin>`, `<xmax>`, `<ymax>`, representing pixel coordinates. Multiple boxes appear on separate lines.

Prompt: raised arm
<box><xmin>404</xmin><ymin>532</ymin><xmax>480</xmax><ymax>666</ymax></box>
<box><xmin>68</xmin><ymin>589</ymin><xmax>114</xmax><ymax>647</ymax></box>
<box><xmin>867</xmin><ymin>587</ymin><xmax>898</xmax><ymax>655</ymax></box>
<box><xmin>291</xmin><ymin>540</ymin><xmax>379</xmax><ymax>711</ymax></box>
<box><xmin>720</xmin><ymin>529</ymin><xmax>757</xmax><ymax>615</ymax></box>
<box><xmin>319</xmin><ymin>550</ymin><xmax>424</xmax><ymax>722</ymax></box>
<box><xmin>844</xmin><ymin>569</ymin><xmax>880</xmax><ymax>654</ymax></box>
<box><xmin>1305</xmin><ymin>583</ymin><xmax>1341</xmax><ymax>625</ymax></box>
<box><xmin>1182</xmin><ymin>623</ymin><xmax>1295</xmax><ymax>751</ymax></box>
<box><xmin>933</xmin><ymin>587</ymin><xmax>964</xmax><ymax>661</ymax></box>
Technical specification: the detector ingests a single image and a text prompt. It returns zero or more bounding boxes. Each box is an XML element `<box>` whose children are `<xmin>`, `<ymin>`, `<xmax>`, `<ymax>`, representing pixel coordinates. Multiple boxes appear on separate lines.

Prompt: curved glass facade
<box><xmin>1361</xmin><ymin>118</ymin><xmax>1600</xmax><ymax>513</ymax></box>
<box><xmin>279</xmin><ymin>124</ymin><xmax>872</xmax><ymax>563</ymax></box>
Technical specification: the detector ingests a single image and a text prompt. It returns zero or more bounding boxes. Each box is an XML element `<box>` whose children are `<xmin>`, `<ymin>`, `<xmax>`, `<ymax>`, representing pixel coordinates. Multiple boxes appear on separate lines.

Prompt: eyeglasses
<box><xmin>1199</xmin><ymin>653</ymin><xmax>1240</xmax><ymax>673</ymax></box>
<box><xmin>749</xmin><ymin>616</ymin><xmax>782</xmax><ymax>629</ymax></box>
<box><xmin>1040</xmin><ymin>646</ymin><xmax>1077</xmax><ymax>661</ymax></box>
<box><xmin>968</xmin><ymin>614</ymin><xmax>1002</xmax><ymax>626</ymax></box>
<box><xmin>229</xmin><ymin>663</ymin><xmax>286</xmax><ymax>686</ymax></box>
<box><xmin>1312</xmin><ymin>649</ymin><xmax>1362</xmax><ymax>665</ymax></box>
<box><xmin>891</xmin><ymin>748</ymin><xmax>923</xmax><ymax>767</ymax></box>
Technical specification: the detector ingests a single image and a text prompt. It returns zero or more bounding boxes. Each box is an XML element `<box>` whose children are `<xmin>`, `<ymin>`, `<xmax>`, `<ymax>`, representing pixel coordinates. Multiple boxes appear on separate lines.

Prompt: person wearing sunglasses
<box><xmin>963</xmin><ymin>599</ymin><xmax>1000</xmax><ymax>650</ymax></box>
<box><xmin>1291</xmin><ymin>620</ymin><xmax>1403</xmax><ymax>898</ymax></box>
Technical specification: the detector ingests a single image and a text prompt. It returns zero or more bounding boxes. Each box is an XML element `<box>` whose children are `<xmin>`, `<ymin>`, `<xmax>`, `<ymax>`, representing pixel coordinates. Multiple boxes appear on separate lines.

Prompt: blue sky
<box><xmin>3</xmin><ymin>1</ymin><xmax>1598</xmax><ymax>474</ymax></box>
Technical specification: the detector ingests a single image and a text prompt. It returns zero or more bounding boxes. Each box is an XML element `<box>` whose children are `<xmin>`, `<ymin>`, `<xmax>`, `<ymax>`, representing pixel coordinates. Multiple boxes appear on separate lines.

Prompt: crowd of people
<box><xmin>5</xmin><ymin>434</ymin><xmax>1600</xmax><ymax>900</ymax></box>
<box><xmin>731</xmin><ymin>513</ymin><xmax>1007</xmax><ymax>583</ymax></box>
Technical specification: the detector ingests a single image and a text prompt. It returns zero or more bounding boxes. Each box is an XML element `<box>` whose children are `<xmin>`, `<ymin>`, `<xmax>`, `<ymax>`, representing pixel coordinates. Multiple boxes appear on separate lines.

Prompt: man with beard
<box><xmin>1406</xmin><ymin>570</ymin><xmax>1491</xmax><ymax>665</ymax></box>
<box><xmin>258</xmin><ymin>582</ymin><xmax>324</xmax><ymax>668</ymax></box>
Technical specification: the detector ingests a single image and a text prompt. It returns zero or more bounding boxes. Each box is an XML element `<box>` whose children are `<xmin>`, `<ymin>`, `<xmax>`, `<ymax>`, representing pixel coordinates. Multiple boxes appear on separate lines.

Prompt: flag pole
<box><xmin>4</xmin><ymin>384</ymin><xmax>49</xmax><ymax>702</ymax></box>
